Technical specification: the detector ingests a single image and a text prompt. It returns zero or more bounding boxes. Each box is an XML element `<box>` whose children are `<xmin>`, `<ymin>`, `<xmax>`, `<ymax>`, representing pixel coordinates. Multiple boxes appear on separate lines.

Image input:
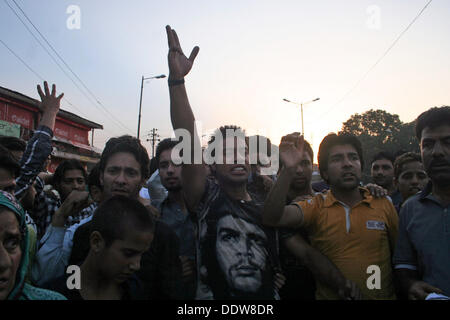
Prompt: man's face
<box><xmin>214</xmin><ymin>137</ymin><xmax>251</xmax><ymax>186</ymax></box>
<box><xmin>324</xmin><ymin>144</ymin><xmax>362</xmax><ymax>190</ymax></box>
<box><xmin>0</xmin><ymin>210</ymin><xmax>22</xmax><ymax>300</ymax></box>
<box><xmin>290</xmin><ymin>151</ymin><xmax>313</xmax><ymax>192</ymax></box>
<box><xmin>215</xmin><ymin>215</ymin><xmax>268</xmax><ymax>294</ymax></box>
<box><xmin>420</xmin><ymin>125</ymin><xmax>450</xmax><ymax>187</ymax></box>
<box><xmin>100</xmin><ymin>152</ymin><xmax>144</xmax><ymax>200</ymax></box>
<box><xmin>57</xmin><ymin>169</ymin><xmax>86</xmax><ymax>201</ymax></box>
<box><xmin>159</xmin><ymin>149</ymin><xmax>182</xmax><ymax>192</ymax></box>
<box><xmin>97</xmin><ymin>229</ymin><xmax>153</xmax><ymax>284</ymax></box>
<box><xmin>0</xmin><ymin>169</ymin><xmax>16</xmax><ymax>195</ymax></box>
<box><xmin>371</xmin><ymin>159</ymin><xmax>395</xmax><ymax>189</ymax></box>
<box><xmin>396</xmin><ymin>161</ymin><xmax>428</xmax><ymax>200</ymax></box>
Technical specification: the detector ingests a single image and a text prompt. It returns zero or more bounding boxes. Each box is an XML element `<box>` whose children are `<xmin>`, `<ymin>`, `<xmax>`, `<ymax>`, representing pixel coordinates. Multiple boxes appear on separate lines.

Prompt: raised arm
<box><xmin>166</xmin><ymin>25</ymin><xmax>205</xmax><ymax>211</ymax></box>
<box><xmin>15</xmin><ymin>81</ymin><xmax>63</xmax><ymax>200</ymax></box>
<box><xmin>262</xmin><ymin>133</ymin><xmax>305</xmax><ymax>227</ymax></box>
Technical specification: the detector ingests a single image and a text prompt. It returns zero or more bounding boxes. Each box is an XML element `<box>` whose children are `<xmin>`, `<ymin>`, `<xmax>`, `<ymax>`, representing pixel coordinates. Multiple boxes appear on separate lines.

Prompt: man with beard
<box><xmin>152</xmin><ymin>138</ymin><xmax>196</xmax><ymax>299</ymax></box>
<box><xmin>394</xmin><ymin>106</ymin><xmax>450</xmax><ymax>300</ymax></box>
<box><xmin>263</xmin><ymin>133</ymin><xmax>399</xmax><ymax>299</ymax></box>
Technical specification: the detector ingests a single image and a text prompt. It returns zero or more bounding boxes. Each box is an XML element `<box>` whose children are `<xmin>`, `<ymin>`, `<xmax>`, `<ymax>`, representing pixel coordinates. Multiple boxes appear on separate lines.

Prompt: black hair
<box><xmin>394</xmin><ymin>152</ymin><xmax>422</xmax><ymax>179</ymax></box>
<box><xmin>87</xmin><ymin>163</ymin><xmax>101</xmax><ymax>189</ymax></box>
<box><xmin>0</xmin><ymin>136</ymin><xmax>26</xmax><ymax>152</ymax></box>
<box><xmin>318</xmin><ymin>133</ymin><xmax>364</xmax><ymax>183</ymax></box>
<box><xmin>99</xmin><ymin>135</ymin><xmax>150</xmax><ymax>180</ymax></box>
<box><xmin>415</xmin><ymin>106</ymin><xmax>450</xmax><ymax>140</ymax></box>
<box><xmin>90</xmin><ymin>195</ymin><xmax>155</xmax><ymax>247</ymax></box>
<box><xmin>371</xmin><ymin>151</ymin><xmax>395</xmax><ymax>166</ymax></box>
<box><xmin>0</xmin><ymin>145</ymin><xmax>21</xmax><ymax>178</ymax></box>
<box><xmin>207</xmin><ymin>125</ymin><xmax>246</xmax><ymax>158</ymax></box>
<box><xmin>53</xmin><ymin>159</ymin><xmax>87</xmax><ymax>186</ymax></box>
<box><xmin>155</xmin><ymin>138</ymin><xmax>180</xmax><ymax>168</ymax></box>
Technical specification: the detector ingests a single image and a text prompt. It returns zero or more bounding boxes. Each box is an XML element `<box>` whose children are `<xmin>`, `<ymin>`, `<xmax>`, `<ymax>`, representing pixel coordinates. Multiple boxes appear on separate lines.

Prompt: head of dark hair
<box><xmin>207</xmin><ymin>125</ymin><xmax>245</xmax><ymax>158</ymax></box>
<box><xmin>99</xmin><ymin>135</ymin><xmax>150</xmax><ymax>180</ymax></box>
<box><xmin>90</xmin><ymin>195</ymin><xmax>155</xmax><ymax>247</ymax></box>
<box><xmin>0</xmin><ymin>145</ymin><xmax>20</xmax><ymax>177</ymax></box>
<box><xmin>371</xmin><ymin>151</ymin><xmax>395</xmax><ymax>166</ymax></box>
<box><xmin>318</xmin><ymin>133</ymin><xmax>364</xmax><ymax>183</ymax></box>
<box><xmin>394</xmin><ymin>152</ymin><xmax>422</xmax><ymax>179</ymax></box>
<box><xmin>53</xmin><ymin>159</ymin><xmax>87</xmax><ymax>186</ymax></box>
<box><xmin>0</xmin><ymin>136</ymin><xmax>26</xmax><ymax>152</ymax></box>
<box><xmin>415</xmin><ymin>106</ymin><xmax>450</xmax><ymax>140</ymax></box>
<box><xmin>155</xmin><ymin>138</ymin><xmax>180</xmax><ymax>168</ymax></box>
<box><xmin>87</xmin><ymin>163</ymin><xmax>101</xmax><ymax>188</ymax></box>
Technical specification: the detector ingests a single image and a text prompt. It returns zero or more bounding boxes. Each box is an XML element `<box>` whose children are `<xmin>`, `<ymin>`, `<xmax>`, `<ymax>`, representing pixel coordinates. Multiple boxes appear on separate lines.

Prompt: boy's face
<box><xmin>396</xmin><ymin>161</ymin><xmax>428</xmax><ymax>200</ymax></box>
<box><xmin>98</xmin><ymin>229</ymin><xmax>153</xmax><ymax>283</ymax></box>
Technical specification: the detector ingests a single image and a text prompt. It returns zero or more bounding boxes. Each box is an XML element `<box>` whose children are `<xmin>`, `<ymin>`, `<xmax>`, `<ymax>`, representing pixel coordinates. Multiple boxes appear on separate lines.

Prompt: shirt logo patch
<box><xmin>366</xmin><ymin>220</ymin><xmax>385</xmax><ymax>231</ymax></box>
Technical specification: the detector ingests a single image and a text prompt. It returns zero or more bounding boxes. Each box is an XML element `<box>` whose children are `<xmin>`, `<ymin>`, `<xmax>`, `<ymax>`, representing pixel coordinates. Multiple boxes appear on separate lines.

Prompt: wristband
<box><xmin>168</xmin><ymin>78</ymin><xmax>185</xmax><ymax>87</ymax></box>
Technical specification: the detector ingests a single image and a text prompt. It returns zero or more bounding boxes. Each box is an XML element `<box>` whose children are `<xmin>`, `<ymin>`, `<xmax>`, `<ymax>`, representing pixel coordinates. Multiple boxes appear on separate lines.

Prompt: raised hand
<box><xmin>166</xmin><ymin>25</ymin><xmax>199</xmax><ymax>80</ymax></box>
<box><xmin>37</xmin><ymin>81</ymin><xmax>63</xmax><ymax>130</ymax></box>
<box><xmin>279</xmin><ymin>132</ymin><xmax>305</xmax><ymax>172</ymax></box>
<box><xmin>37</xmin><ymin>81</ymin><xmax>64</xmax><ymax>115</ymax></box>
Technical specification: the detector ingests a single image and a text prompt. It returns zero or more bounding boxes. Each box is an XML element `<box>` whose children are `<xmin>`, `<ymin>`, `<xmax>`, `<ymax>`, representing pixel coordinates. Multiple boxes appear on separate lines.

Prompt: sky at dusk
<box><xmin>1</xmin><ymin>0</ymin><xmax>449</xmax><ymax>161</ymax></box>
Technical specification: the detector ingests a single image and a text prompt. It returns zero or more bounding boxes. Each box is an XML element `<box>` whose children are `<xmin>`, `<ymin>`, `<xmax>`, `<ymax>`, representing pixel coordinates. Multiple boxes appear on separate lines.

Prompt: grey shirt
<box><xmin>393</xmin><ymin>182</ymin><xmax>450</xmax><ymax>295</ymax></box>
<box><xmin>153</xmin><ymin>197</ymin><xmax>195</xmax><ymax>259</ymax></box>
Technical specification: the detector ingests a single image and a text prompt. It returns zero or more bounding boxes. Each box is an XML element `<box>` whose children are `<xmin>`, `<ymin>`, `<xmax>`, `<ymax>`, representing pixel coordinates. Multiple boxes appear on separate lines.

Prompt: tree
<box><xmin>340</xmin><ymin>109</ymin><xmax>419</xmax><ymax>183</ymax></box>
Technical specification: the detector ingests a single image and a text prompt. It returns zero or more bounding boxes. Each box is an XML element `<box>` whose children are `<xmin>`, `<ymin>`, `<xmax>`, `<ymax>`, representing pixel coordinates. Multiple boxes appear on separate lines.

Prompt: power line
<box><xmin>0</xmin><ymin>38</ymin><xmax>86</xmax><ymax>117</ymax></box>
<box><xmin>5</xmin><ymin>0</ymin><xmax>134</xmax><ymax>134</ymax></box>
<box><xmin>0</xmin><ymin>38</ymin><xmax>119</xmax><ymax>138</ymax></box>
<box><xmin>315</xmin><ymin>0</ymin><xmax>433</xmax><ymax>120</ymax></box>
<box><xmin>10</xmin><ymin>0</ymin><xmax>132</xmax><ymax>133</ymax></box>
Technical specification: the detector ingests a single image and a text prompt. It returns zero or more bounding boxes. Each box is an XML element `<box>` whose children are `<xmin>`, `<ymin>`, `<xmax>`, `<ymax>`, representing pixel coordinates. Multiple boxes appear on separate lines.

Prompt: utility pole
<box><xmin>146</xmin><ymin>128</ymin><xmax>160</xmax><ymax>158</ymax></box>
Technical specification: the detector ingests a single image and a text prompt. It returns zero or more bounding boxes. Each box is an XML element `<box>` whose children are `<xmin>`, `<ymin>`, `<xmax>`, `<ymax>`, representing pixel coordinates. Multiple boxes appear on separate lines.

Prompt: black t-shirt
<box><xmin>195</xmin><ymin>181</ymin><xmax>280</xmax><ymax>300</ymax></box>
<box><xmin>69</xmin><ymin>220</ymin><xmax>183</xmax><ymax>300</ymax></box>
<box><xmin>48</xmin><ymin>271</ymin><xmax>145</xmax><ymax>300</ymax></box>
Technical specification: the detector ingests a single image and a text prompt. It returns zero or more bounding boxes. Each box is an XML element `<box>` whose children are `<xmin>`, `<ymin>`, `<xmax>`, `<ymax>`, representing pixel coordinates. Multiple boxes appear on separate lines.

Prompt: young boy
<box><xmin>49</xmin><ymin>195</ymin><xmax>154</xmax><ymax>300</ymax></box>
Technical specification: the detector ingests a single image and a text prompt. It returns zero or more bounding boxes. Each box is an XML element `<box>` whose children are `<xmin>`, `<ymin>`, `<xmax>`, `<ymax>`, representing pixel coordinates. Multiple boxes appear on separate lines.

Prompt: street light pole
<box><xmin>283</xmin><ymin>97</ymin><xmax>320</xmax><ymax>136</ymax></box>
<box><xmin>137</xmin><ymin>74</ymin><xmax>166</xmax><ymax>139</ymax></box>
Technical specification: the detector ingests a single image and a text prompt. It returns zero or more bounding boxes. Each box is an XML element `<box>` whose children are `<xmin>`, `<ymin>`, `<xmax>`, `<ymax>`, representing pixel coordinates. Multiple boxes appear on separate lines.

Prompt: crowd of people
<box><xmin>1</xmin><ymin>25</ymin><xmax>449</xmax><ymax>300</ymax></box>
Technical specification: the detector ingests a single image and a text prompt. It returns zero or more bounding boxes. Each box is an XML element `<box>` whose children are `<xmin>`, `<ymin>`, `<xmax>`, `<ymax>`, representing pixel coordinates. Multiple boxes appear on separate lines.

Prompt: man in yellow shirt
<box><xmin>263</xmin><ymin>133</ymin><xmax>398</xmax><ymax>300</ymax></box>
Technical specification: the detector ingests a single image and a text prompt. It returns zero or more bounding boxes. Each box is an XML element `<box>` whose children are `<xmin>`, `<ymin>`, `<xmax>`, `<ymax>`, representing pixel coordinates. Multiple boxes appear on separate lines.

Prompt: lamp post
<box><xmin>283</xmin><ymin>97</ymin><xmax>320</xmax><ymax>136</ymax></box>
<box><xmin>137</xmin><ymin>74</ymin><xmax>166</xmax><ymax>139</ymax></box>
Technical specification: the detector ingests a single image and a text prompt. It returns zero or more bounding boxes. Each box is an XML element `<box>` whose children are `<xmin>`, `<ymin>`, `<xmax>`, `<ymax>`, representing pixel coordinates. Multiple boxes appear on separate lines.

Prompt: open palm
<box><xmin>166</xmin><ymin>25</ymin><xmax>199</xmax><ymax>79</ymax></box>
<box><xmin>279</xmin><ymin>133</ymin><xmax>305</xmax><ymax>170</ymax></box>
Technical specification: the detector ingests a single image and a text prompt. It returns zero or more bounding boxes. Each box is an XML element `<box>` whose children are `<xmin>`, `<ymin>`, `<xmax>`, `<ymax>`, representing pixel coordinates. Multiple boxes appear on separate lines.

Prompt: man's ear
<box><xmin>90</xmin><ymin>231</ymin><xmax>105</xmax><ymax>253</ymax></box>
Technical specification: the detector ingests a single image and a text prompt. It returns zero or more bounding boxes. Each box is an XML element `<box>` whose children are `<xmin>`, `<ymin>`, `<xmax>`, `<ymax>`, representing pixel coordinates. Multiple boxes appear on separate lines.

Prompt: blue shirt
<box><xmin>393</xmin><ymin>182</ymin><xmax>450</xmax><ymax>295</ymax></box>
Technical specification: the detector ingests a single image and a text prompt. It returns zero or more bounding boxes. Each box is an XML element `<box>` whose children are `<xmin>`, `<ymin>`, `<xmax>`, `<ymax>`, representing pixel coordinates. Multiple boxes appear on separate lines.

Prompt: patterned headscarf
<box><xmin>0</xmin><ymin>190</ymin><xmax>29</xmax><ymax>300</ymax></box>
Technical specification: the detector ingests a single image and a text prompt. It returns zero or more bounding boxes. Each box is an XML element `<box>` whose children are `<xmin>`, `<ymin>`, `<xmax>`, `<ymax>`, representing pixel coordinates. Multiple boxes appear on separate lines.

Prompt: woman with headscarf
<box><xmin>0</xmin><ymin>190</ymin><xmax>66</xmax><ymax>300</ymax></box>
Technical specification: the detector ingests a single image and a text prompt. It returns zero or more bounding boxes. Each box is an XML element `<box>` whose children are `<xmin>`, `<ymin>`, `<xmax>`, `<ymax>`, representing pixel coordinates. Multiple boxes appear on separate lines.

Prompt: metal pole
<box><xmin>137</xmin><ymin>76</ymin><xmax>144</xmax><ymax>139</ymax></box>
<box><xmin>301</xmin><ymin>103</ymin><xmax>304</xmax><ymax>136</ymax></box>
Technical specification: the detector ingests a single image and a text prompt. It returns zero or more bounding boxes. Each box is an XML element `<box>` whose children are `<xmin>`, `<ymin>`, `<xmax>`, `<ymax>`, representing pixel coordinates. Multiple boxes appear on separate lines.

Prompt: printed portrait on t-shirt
<box><xmin>199</xmin><ymin>193</ymin><xmax>277</xmax><ymax>300</ymax></box>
